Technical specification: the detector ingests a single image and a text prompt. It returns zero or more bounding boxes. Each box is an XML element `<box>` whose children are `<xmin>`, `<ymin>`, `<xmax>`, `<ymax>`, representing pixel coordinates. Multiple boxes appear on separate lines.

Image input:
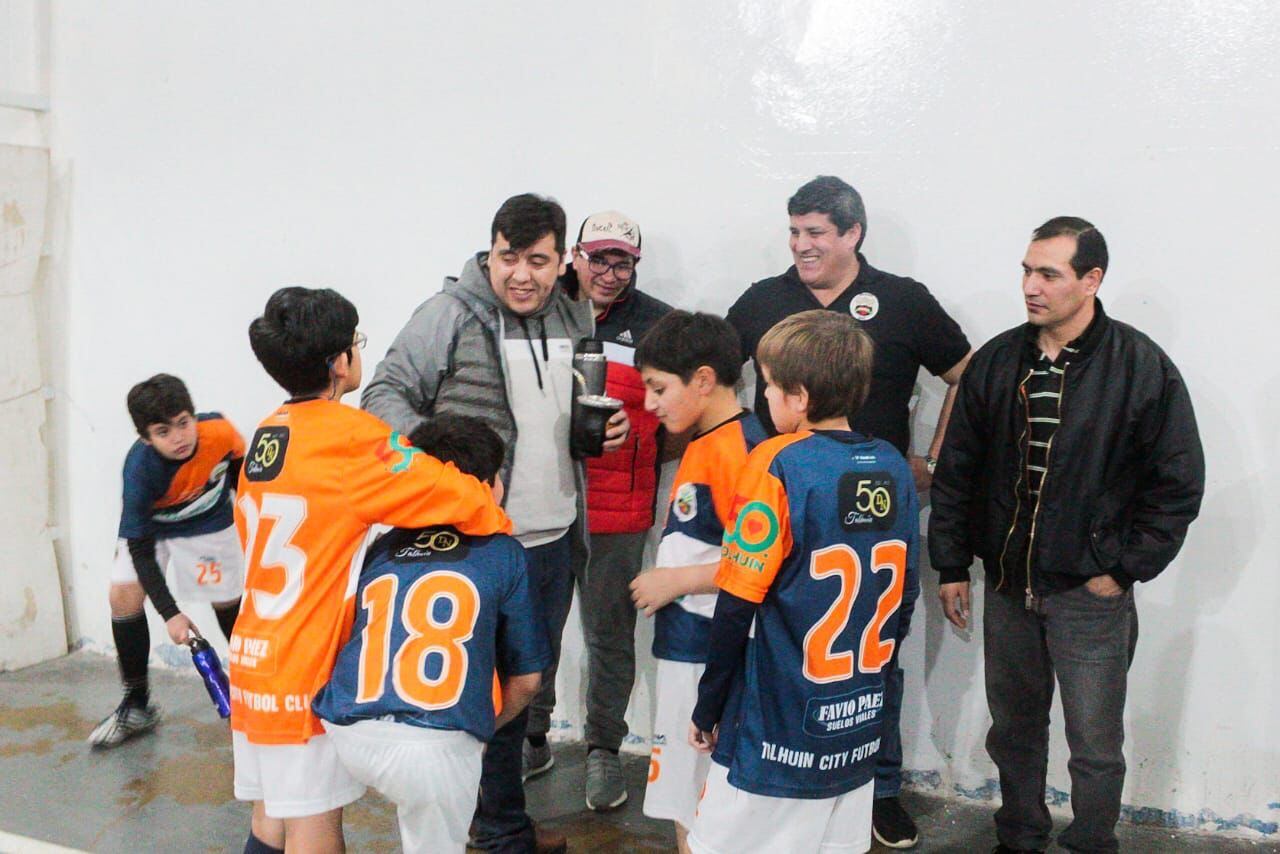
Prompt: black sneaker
<box><xmin>872</xmin><ymin>796</ymin><xmax>919</xmax><ymax>849</ymax></box>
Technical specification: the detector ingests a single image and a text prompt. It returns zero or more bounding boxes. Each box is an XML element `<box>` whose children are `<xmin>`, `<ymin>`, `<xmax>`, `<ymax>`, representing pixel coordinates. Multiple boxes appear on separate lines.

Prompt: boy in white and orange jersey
<box><xmin>629</xmin><ymin>311</ymin><xmax>767</xmax><ymax>854</ymax></box>
<box><xmin>231</xmin><ymin>287</ymin><xmax>510</xmax><ymax>854</ymax></box>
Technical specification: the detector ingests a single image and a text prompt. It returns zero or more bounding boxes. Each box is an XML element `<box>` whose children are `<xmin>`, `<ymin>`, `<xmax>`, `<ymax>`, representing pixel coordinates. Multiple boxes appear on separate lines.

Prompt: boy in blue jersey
<box><xmin>90</xmin><ymin>374</ymin><xmax>246</xmax><ymax>748</ymax></box>
<box><xmin>629</xmin><ymin>311</ymin><xmax>767</xmax><ymax>853</ymax></box>
<box><xmin>314</xmin><ymin>415</ymin><xmax>549</xmax><ymax>854</ymax></box>
<box><xmin>689</xmin><ymin>311</ymin><xmax>920</xmax><ymax>854</ymax></box>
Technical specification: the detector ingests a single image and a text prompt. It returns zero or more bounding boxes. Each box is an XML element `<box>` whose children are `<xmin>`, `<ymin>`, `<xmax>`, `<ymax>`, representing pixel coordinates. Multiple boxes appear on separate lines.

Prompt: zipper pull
<box><xmin>1025</xmin><ymin>589</ymin><xmax>1035</xmax><ymax>611</ymax></box>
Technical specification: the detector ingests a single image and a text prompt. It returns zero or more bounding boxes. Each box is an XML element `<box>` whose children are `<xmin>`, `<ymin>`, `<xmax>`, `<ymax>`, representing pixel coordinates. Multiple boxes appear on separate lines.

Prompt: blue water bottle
<box><xmin>189</xmin><ymin>634</ymin><xmax>232</xmax><ymax>719</ymax></box>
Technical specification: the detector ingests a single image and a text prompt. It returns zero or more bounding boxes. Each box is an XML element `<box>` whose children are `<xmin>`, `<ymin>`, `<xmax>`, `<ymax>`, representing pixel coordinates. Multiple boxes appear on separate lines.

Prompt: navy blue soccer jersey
<box><xmin>118</xmin><ymin>412</ymin><xmax>244</xmax><ymax>540</ymax></box>
<box><xmin>653</xmin><ymin>412</ymin><xmax>767</xmax><ymax>663</ymax></box>
<box><xmin>313</xmin><ymin>526</ymin><xmax>550</xmax><ymax>743</ymax></box>
<box><xmin>712</xmin><ymin>430</ymin><xmax>920</xmax><ymax>799</ymax></box>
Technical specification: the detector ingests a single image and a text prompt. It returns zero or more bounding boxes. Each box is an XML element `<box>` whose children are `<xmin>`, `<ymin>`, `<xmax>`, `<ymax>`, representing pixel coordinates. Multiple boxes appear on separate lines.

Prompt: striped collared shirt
<box><xmin>1020</xmin><ymin>345</ymin><xmax>1075</xmax><ymax>499</ymax></box>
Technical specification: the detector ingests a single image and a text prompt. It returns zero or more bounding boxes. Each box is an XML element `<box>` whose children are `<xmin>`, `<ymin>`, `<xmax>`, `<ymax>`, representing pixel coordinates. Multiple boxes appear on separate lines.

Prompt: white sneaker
<box><xmin>88</xmin><ymin>700</ymin><xmax>159</xmax><ymax>748</ymax></box>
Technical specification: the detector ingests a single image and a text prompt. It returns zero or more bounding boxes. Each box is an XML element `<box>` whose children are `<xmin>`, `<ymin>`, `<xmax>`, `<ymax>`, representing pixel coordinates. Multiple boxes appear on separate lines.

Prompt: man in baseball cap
<box><xmin>522</xmin><ymin>210</ymin><xmax>674</xmax><ymax>813</ymax></box>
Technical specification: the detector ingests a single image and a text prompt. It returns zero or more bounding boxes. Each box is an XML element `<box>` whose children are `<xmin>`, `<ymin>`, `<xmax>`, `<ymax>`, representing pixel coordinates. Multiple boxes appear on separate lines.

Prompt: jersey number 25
<box><xmin>355</xmin><ymin>570</ymin><xmax>480</xmax><ymax>711</ymax></box>
<box><xmin>803</xmin><ymin>540</ymin><xmax>907</xmax><ymax>684</ymax></box>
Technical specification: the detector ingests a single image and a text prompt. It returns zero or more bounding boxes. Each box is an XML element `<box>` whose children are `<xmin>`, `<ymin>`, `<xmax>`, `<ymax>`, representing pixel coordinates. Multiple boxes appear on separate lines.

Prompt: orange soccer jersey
<box><xmin>153</xmin><ymin>416</ymin><xmax>246</xmax><ymax>513</ymax></box>
<box><xmin>230</xmin><ymin>399</ymin><xmax>511</xmax><ymax>745</ymax></box>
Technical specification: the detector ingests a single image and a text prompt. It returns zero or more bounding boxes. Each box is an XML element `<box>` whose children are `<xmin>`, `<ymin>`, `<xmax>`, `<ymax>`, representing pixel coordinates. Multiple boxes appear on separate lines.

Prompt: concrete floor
<box><xmin>0</xmin><ymin>652</ymin><xmax>1275</xmax><ymax>853</ymax></box>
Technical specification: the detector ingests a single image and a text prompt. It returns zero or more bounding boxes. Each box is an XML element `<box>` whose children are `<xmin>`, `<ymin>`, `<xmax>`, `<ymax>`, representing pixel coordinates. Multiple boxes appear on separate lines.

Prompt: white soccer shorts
<box><xmin>111</xmin><ymin>526</ymin><xmax>245</xmax><ymax>602</ymax></box>
<box><xmin>642</xmin><ymin>658</ymin><xmax>710</xmax><ymax>830</ymax></box>
<box><xmin>232</xmin><ymin>731</ymin><xmax>365</xmax><ymax>819</ymax></box>
<box><xmin>688</xmin><ymin>762</ymin><xmax>874</xmax><ymax>854</ymax></box>
<box><xmin>323</xmin><ymin>719</ymin><xmax>483</xmax><ymax>854</ymax></box>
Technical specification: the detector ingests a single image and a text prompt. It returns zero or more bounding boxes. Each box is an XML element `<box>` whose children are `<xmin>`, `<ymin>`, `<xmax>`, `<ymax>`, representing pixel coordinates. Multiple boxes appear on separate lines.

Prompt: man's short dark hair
<box><xmin>408</xmin><ymin>416</ymin><xmax>504</xmax><ymax>484</ymax></box>
<box><xmin>788</xmin><ymin>176</ymin><xmax>867</xmax><ymax>249</ymax></box>
<box><xmin>1032</xmin><ymin>216</ymin><xmax>1109</xmax><ymax>280</ymax></box>
<box><xmin>635</xmin><ymin>310</ymin><xmax>742</xmax><ymax>386</ymax></box>
<box><xmin>127</xmin><ymin>374</ymin><xmax>194</xmax><ymax>436</ymax></box>
<box><xmin>248</xmin><ymin>286</ymin><xmax>359</xmax><ymax>396</ymax></box>
<box><xmin>490</xmin><ymin>193</ymin><xmax>567</xmax><ymax>255</ymax></box>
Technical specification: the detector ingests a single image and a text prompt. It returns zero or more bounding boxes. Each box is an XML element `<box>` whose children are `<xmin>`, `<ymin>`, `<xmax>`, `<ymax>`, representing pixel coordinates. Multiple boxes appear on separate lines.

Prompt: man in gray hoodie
<box><xmin>362</xmin><ymin>193</ymin><xmax>629</xmax><ymax>854</ymax></box>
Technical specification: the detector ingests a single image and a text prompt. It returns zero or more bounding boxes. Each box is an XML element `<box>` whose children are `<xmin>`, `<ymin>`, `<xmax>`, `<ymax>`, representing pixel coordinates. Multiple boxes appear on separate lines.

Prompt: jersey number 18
<box><xmin>355</xmin><ymin>570</ymin><xmax>481</xmax><ymax>711</ymax></box>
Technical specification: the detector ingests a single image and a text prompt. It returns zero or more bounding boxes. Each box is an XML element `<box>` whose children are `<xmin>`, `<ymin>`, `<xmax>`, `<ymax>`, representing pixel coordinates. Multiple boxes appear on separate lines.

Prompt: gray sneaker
<box><xmin>522</xmin><ymin>739</ymin><xmax>554</xmax><ymax>782</ymax></box>
<box><xmin>585</xmin><ymin>748</ymin><xmax>627</xmax><ymax>811</ymax></box>
<box><xmin>88</xmin><ymin>700</ymin><xmax>159</xmax><ymax>748</ymax></box>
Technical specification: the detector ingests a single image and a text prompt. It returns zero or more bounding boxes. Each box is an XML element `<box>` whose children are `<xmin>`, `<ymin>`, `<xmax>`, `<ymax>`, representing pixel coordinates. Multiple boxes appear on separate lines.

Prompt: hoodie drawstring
<box><xmin>518</xmin><ymin>316</ymin><xmax>548</xmax><ymax>390</ymax></box>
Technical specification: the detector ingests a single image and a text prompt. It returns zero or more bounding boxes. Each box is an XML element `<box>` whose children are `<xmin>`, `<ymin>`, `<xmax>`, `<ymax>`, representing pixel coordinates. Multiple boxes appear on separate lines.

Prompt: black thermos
<box><xmin>571</xmin><ymin>339</ymin><xmax>622</xmax><ymax>458</ymax></box>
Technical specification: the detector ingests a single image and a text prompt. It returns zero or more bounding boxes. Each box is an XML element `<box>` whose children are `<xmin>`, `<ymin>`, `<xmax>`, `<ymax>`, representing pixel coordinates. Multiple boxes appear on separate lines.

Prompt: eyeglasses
<box><xmin>327</xmin><ymin>331</ymin><xmax>367</xmax><ymax>365</ymax></box>
<box><xmin>581</xmin><ymin>251</ymin><xmax>636</xmax><ymax>282</ymax></box>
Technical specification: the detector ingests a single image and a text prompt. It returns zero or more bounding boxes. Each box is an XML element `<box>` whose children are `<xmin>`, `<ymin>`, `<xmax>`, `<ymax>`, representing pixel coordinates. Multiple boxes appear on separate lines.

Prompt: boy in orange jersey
<box><xmin>232</xmin><ymin>287</ymin><xmax>511</xmax><ymax>854</ymax></box>
<box><xmin>90</xmin><ymin>374</ymin><xmax>246</xmax><ymax>748</ymax></box>
<box><xmin>629</xmin><ymin>311</ymin><xmax>767</xmax><ymax>854</ymax></box>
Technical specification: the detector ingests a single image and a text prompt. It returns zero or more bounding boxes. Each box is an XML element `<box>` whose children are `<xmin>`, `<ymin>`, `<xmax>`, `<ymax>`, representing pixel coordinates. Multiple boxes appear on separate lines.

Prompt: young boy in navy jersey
<box><xmin>630</xmin><ymin>311</ymin><xmax>767</xmax><ymax>854</ymax></box>
<box><xmin>90</xmin><ymin>374</ymin><xmax>246</xmax><ymax>748</ymax></box>
<box><xmin>689</xmin><ymin>311</ymin><xmax>920</xmax><ymax>854</ymax></box>
<box><xmin>313</xmin><ymin>415</ymin><xmax>549</xmax><ymax>854</ymax></box>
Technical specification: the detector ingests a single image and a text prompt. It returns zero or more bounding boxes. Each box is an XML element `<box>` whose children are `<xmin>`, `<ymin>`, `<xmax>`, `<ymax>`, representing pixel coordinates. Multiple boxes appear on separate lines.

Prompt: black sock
<box><xmin>527</xmin><ymin>734</ymin><xmax>547</xmax><ymax>748</ymax></box>
<box><xmin>112</xmin><ymin>612</ymin><xmax>150</xmax><ymax>707</ymax></box>
<box><xmin>588</xmin><ymin>744</ymin><xmax>618</xmax><ymax>755</ymax></box>
<box><xmin>243</xmin><ymin>833</ymin><xmax>284</xmax><ymax>854</ymax></box>
<box><xmin>214</xmin><ymin>601</ymin><xmax>241</xmax><ymax>641</ymax></box>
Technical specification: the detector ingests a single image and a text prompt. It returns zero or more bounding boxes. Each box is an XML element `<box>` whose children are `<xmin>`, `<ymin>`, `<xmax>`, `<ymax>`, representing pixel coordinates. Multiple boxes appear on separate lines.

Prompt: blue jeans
<box><xmin>984</xmin><ymin>579</ymin><xmax>1139</xmax><ymax>853</ymax></box>
<box><xmin>470</xmin><ymin>533</ymin><xmax>573</xmax><ymax>853</ymax></box>
<box><xmin>874</xmin><ymin>550</ymin><xmax>919</xmax><ymax>799</ymax></box>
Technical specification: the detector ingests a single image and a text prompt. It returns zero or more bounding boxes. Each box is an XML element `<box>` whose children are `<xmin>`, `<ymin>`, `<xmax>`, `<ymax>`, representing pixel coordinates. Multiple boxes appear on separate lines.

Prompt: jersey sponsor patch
<box><xmin>803</xmin><ymin>685</ymin><xmax>883</xmax><ymax>739</ymax></box>
<box><xmin>838</xmin><ymin>471</ymin><xmax>897</xmax><ymax>531</ymax></box>
<box><xmin>374</xmin><ymin>431</ymin><xmax>423</xmax><ymax>474</ymax></box>
<box><xmin>725</xmin><ymin>498</ymin><xmax>780</xmax><ymax>554</ymax></box>
<box><xmin>673</xmin><ymin>482</ymin><xmax>698</xmax><ymax>522</ymax></box>
<box><xmin>245</xmin><ymin>427</ymin><xmax>289</xmax><ymax>481</ymax></box>
<box><xmin>390</xmin><ymin>529</ymin><xmax>467</xmax><ymax>562</ymax></box>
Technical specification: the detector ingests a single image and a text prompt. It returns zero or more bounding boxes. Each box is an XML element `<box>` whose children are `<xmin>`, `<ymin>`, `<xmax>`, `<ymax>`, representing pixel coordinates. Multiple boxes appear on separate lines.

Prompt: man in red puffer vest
<box><xmin>523</xmin><ymin>210</ymin><xmax>673</xmax><ymax>811</ymax></box>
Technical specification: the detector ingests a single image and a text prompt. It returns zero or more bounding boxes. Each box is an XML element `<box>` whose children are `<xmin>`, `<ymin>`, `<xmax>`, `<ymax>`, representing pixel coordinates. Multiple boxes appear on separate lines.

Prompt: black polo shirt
<box><xmin>726</xmin><ymin>255</ymin><xmax>970</xmax><ymax>453</ymax></box>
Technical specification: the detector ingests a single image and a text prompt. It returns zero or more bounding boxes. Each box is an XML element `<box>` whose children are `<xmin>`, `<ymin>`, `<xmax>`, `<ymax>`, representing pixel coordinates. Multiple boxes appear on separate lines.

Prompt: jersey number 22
<box><xmin>803</xmin><ymin>540</ymin><xmax>907</xmax><ymax>684</ymax></box>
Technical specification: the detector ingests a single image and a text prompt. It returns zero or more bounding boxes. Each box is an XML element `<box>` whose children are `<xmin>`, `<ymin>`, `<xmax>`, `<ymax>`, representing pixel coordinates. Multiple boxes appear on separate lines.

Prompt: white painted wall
<box><xmin>47</xmin><ymin>0</ymin><xmax>1279</xmax><ymax>836</ymax></box>
<box><xmin>0</xmin><ymin>0</ymin><xmax>63</xmax><ymax>670</ymax></box>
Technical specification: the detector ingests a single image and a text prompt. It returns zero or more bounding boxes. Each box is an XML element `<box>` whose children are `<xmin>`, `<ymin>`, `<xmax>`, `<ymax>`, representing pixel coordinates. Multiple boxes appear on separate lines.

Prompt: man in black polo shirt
<box><xmin>726</xmin><ymin>175</ymin><xmax>971</xmax><ymax>849</ymax></box>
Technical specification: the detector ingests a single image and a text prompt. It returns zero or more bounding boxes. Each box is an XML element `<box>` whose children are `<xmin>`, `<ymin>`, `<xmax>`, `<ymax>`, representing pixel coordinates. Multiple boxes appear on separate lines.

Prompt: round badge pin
<box><xmin>850</xmin><ymin>292</ymin><xmax>879</xmax><ymax>321</ymax></box>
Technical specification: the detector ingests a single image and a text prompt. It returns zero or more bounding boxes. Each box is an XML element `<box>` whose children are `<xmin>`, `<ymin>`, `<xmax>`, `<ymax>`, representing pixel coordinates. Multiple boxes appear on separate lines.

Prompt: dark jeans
<box><xmin>523</xmin><ymin>532</ymin><xmax>578</xmax><ymax>740</ymax></box>
<box><xmin>472</xmin><ymin>533</ymin><xmax>574</xmax><ymax>853</ymax></box>
<box><xmin>580</xmin><ymin>531</ymin><xmax>646</xmax><ymax>751</ymax></box>
<box><xmin>874</xmin><ymin>548</ymin><xmax>919</xmax><ymax>799</ymax></box>
<box><xmin>984</xmin><ymin>579</ymin><xmax>1139</xmax><ymax>853</ymax></box>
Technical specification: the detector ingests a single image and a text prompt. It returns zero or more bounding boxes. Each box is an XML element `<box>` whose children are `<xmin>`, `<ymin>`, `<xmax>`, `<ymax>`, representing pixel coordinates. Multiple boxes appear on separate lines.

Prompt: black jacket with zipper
<box><xmin>928</xmin><ymin>301</ymin><xmax>1205</xmax><ymax>593</ymax></box>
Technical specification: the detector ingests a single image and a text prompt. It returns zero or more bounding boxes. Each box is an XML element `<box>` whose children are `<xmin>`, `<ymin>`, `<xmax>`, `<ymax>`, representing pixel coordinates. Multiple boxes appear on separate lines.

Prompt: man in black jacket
<box><xmin>929</xmin><ymin>217</ymin><xmax>1204</xmax><ymax>853</ymax></box>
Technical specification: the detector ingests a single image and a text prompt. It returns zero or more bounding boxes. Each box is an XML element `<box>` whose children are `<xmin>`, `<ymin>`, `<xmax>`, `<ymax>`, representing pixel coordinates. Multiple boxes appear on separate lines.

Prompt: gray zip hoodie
<box><xmin>362</xmin><ymin>253</ymin><xmax>594</xmax><ymax>547</ymax></box>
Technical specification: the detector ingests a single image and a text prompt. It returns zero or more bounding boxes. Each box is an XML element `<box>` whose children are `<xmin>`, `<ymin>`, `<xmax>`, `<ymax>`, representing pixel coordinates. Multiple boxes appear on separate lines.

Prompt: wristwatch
<box><xmin>924</xmin><ymin>455</ymin><xmax>938</xmax><ymax>475</ymax></box>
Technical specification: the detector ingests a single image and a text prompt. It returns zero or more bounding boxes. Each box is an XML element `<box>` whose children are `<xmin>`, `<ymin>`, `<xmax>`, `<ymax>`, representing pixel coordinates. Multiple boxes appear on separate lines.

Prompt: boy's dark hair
<box><xmin>756</xmin><ymin>310</ymin><xmax>874</xmax><ymax>424</ymax></box>
<box><xmin>248</xmin><ymin>287</ymin><xmax>359</xmax><ymax>396</ymax></box>
<box><xmin>127</xmin><ymin>374</ymin><xmax>195</xmax><ymax>436</ymax></box>
<box><xmin>787</xmin><ymin>175</ymin><xmax>867</xmax><ymax>249</ymax></box>
<box><xmin>408</xmin><ymin>416</ymin><xmax>505</xmax><ymax>484</ymax></box>
<box><xmin>490</xmin><ymin>193</ymin><xmax>567</xmax><ymax>255</ymax></box>
<box><xmin>1032</xmin><ymin>216</ymin><xmax>1108</xmax><ymax>280</ymax></box>
<box><xmin>634</xmin><ymin>310</ymin><xmax>742</xmax><ymax>386</ymax></box>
